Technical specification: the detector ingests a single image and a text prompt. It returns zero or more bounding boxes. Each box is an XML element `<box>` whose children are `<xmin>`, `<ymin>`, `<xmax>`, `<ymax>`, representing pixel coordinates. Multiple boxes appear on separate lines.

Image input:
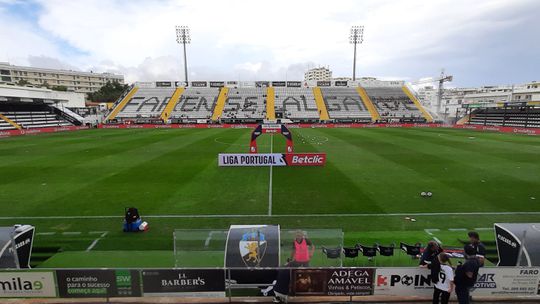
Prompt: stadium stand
<box><xmin>115</xmin><ymin>87</ymin><xmax>175</xmax><ymax>120</ymax></box>
<box><xmin>312</xmin><ymin>87</ymin><xmax>330</xmax><ymax>120</ymax></box>
<box><xmin>468</xmin><ymin>107</ymin><xmax>540</xmax><ymax>128</ymax></box>
<box><xmin>363</xmin><ymin>87</ymin><xmax>426</xmax><ymax>122</ymax></box>
<box><xmin>211</xmin><ymin>87</ymin><xmax>229</xmax><ymax>121</ymax></box>
<box><xmin>273</xmin><ymin>87</ymin><xmax>320</xmax><ymax>121</ymax></box>
<box><xmin>103</xmin><ymin>82</ymin><xmax>439</xmax><ymax>124</ymax></box>
<box><xmin>0</xmin><ymin>103</ymin><xmax>73</xmax><ymax>129</ymax></box>
<box><xmin>321</xmin><ymin>87</ymin><xmax>372</xmax><ymax>122</ymax></box>
<box><xmin>221</xmin><ymin>87</ymin><xmax>267</xmax><ymax>123</ymax></box>
<box><xmin>170</xmin><ymin>87</ymin><xmax>219</xmax><ymax>122</ymax></box>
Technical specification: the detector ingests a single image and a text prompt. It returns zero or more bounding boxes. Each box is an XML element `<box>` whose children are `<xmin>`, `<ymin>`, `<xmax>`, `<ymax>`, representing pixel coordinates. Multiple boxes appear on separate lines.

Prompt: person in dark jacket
<box><xmin>465</xmin><ymin>231</ymin><xmax>486</xmax><ymax>261</ymax></box>
<box><xmin>420</xmin><ymin>241</ymin><xmax>443</xmax><ymax>283</ymax></box>
<box><xmin>273</xmin><ymin>262</ymin><xmax>292</xmax><ymax>303</ymax></box>
<box><xmin>454</xmin><ymin>244</ymin><xmax>482</xmax><ymax>304</ymax></box>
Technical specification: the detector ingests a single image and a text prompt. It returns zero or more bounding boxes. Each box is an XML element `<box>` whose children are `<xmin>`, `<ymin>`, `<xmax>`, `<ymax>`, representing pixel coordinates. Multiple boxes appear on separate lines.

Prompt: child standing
<box><xmin>433</xmin><ymin>253</ymin><xmax>454</xmax><ymax>304</ymax></box>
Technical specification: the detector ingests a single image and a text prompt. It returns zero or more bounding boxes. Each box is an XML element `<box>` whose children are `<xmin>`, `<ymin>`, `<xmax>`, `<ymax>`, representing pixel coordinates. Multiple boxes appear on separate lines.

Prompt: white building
<box><xmin>304</xmin><ymin>67</ymin><xmax>332</xmax><ymax>81</ymax></box>
<box><xmin>0</xmin><ymin>84</ymin><xmax>86</xmax><ymax>108</ymax></box>
<box><xmin>0</xmin><ymin>62</ymin><xmax>124</xmax><ymax>94</ymax></box>
<box><xmin>415</xmin><ymin>81</ymin><xmax>540</xmax><ymax>121</ymax></box>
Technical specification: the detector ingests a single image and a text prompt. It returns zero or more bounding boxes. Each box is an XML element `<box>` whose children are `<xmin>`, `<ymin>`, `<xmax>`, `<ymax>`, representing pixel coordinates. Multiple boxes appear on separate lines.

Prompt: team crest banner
<box><xmin>225</xmin><ymin>225</ymin><xmax>280</xmax><ymax>268</ymax></box>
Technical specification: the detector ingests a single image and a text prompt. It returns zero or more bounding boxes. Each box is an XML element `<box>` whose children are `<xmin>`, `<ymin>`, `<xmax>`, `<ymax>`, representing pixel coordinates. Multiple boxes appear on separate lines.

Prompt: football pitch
<box><xmin>1</xmin><ymin>127</ymin><xmax>539</xmax><ymax>268</ymax></box>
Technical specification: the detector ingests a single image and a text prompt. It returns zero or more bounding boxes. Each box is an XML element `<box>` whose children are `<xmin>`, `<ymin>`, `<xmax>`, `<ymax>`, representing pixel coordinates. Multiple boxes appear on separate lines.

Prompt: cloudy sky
<box><xmin>1</xmin><ymin>0</ymin><xmax>538</xmax><ymax>86</ymax></box>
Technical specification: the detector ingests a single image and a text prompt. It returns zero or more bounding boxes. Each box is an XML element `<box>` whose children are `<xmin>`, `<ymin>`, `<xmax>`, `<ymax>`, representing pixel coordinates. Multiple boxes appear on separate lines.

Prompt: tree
<box><xmin>51</xmin><ymin>85</ymin><xmax>68</xmax><ymax>91</ymax></box>
<box><xmin>87</xmin><ymin>81</ymin><xmax>129</xmax><ymax>103</ymax></box>
<box><xmin>16</xmin><ymin>79</ymin><xmax>30</xmax><ymax>86</ymax></box>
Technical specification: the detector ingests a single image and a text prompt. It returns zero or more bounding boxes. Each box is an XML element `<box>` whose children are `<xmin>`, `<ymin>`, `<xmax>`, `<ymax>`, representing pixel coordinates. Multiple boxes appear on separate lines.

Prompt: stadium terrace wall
<box><xmin>0</xmin><ymin>124</ymin><xmax>539</xmax><ymax>139</ymax></box>
<box><xmin>1</xmin><ymin>267</ymin><xmax>540</xmax><ymax>300</ymax></box>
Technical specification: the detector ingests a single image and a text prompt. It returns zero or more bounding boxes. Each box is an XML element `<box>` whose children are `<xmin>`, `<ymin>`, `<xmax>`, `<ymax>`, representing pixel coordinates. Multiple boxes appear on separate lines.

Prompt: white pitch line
<box><xmin>474</xmin><ymin>228</ymin><xmax>493</xmax><ymax>231</ymax></box>
<box><xmin>433</xmin><ymin>237</ymin><xmax>442</xmax><ymax>244</ymax></box>
<box><xmin>448</xmin><ymin>228</ymin><xmax>467</xmax><ymax>232</ymax></box>
<box><xmin>62</xmin><ymin>231</ymin><xmax>81</xmax><ymax>235</ymax></box>
<box><xmin>1</xmin><ymin>211</ymin><xmax>539</xmax><ymax>220</ymax></box>
<box><xmin>36</xmin><ymin>232</ymin><xmax>56</xmax><ymax>236</ymax></box>
<box><xmin>86</xmin><ymin>231</ymin><xmax>108</xmax><ymax>252</ymax></box>
<box><xmin>424</xmin><ymin>229</ymin><xmax>440</xmax><ymax>236</ymax></box>
<box><xmin>268</xmin><ymin>134</ymin><xmax>273</xmax><ymax>216</ymax></box>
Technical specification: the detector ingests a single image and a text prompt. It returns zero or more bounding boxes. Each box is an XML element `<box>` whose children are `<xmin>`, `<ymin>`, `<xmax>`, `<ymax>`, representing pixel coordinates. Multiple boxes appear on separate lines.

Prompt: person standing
<box><xmin>291</xmin><ymin>230</ymin><xmax>315</xmax><ymax>267</ymax></box>
<box><xmin>465</xmin><ymin>231</ymin><xmax>486</xmax><ymax>261</ymax></box>
<box><xmin>433</xmin><ymin>253</ymin><xmax>454</xmax><ymax>304</ymax></box>
<box><xmin>454</xmin><ymin>244</ymin><xmax>482</xmax><ymax>304</ymax></box>
<box><xmin>420</xmin><ymin>241</ymin><xmax>443</xmax><ymax>285</ymax></box>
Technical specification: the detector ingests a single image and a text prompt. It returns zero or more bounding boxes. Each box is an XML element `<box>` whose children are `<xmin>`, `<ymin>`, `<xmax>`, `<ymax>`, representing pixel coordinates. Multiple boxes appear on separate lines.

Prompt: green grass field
<box><xmin>1</xmin><ymin>127</ymin><xmax>539</xmax><ymax>268</ymax></box>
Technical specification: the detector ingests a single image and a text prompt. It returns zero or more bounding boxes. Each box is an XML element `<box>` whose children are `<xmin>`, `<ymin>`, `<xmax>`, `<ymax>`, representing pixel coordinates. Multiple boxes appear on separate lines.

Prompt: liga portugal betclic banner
<box><xmin>218</xmin><ymin>153</ymin><xmax>326</xmax><ymax>167</ymax></box>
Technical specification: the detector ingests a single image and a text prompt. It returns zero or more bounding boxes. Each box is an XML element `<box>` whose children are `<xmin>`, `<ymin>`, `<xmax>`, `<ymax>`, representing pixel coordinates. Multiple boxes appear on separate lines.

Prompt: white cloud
<box><xmin>1</xmin><ymin>0</ymin><xmax>538</xmax><ymax>85</ymax></box>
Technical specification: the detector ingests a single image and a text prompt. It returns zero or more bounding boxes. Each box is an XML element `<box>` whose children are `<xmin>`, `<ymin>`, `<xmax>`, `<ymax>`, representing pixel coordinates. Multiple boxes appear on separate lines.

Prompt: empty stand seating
<box><xmin>0</xmin><ymin>103</ymin><xmax>73</xmax><ymax>129</ymax></box>
<box><xmin>468</xmin><ymin>108</ymin><xmax>540</xmax><ymax>128</ymax></box>
<box><xmin>221</xmin><ymin>88</ymin><xmax>266</xmax><ymax>122</ymax></box>
<box><xmin>321</xmin><ymin>87</ymin><xmax>371</xmax><ymax>121</ymax></box>
<box><xmin>170</xmin><ymin>88</ymin><xmax>219</xmax><ymax>121</ymax></box>
<box><xmin>363</xmin><ymin>87</ymin><xmax>425</xmax><ymax>122</ymax></box>
<box><xmin>116</xmin><ymin>88</ymin><xmax>175</xmax><ymax>120</ymax></box>
<box><xmin>274</xmin><ymin>87</ymin><xmax>319</xmax><ymax>121</ymax></box>
<box><xmin>0</xmin><ymin>115</ymin><xmax>17</xmax><ymax>130</ymax></box>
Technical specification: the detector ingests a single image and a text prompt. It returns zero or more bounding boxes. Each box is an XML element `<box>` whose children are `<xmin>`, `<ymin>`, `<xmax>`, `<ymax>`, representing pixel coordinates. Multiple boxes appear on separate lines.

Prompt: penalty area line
<box><xmin>2</xmin><ymin>211</ymin><xmax>540</xmax><ymax>220</ymax></box>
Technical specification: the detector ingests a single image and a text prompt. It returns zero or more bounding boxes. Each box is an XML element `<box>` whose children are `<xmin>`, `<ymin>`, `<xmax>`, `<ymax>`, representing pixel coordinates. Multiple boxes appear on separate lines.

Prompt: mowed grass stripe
<box><xmin>363</xmin><ymin>128</ymin><xmax>540</xmax><ymax>206</ymax></box>
<box><xmin>380</xmin><ymin>128</ymin><xmax>540</xmax><ymax>182</ymax></box>
<box><xmin>272</xmin><ymin>128</ymin><xmax>384</xmax><ymax>214</ymax></box>
<box><xmin>335</xmin><ymin>128</ymin><xmax>539</xmax><ymax>212</ymax></box>
<box><xmin>157</xmin><ymin>129</ymin><xmax>270</xmax><ymax>215</ymax></box>
<box><xmin>303</xmin><ymin>128</ymin><xmax>485</xmax><ymax>213</ymax></box>
<box><xmin>1</xmin><ymin>129</ymin><xmax>218</xmax><ymax>216</ymax></box>
<box><xmin>393</xmin><ymin>128</ymin><xmax>540</xmax><ymax>165</ymax></box>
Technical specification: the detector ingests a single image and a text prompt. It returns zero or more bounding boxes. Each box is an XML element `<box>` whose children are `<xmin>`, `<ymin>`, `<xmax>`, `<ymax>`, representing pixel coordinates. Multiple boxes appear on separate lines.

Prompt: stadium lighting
<box><xmin>349</xmin><ymin>26</ymin><xmax>364</xmax><ymax>82</ymax></box>
<box><xmin>176</xmin><ymin>25</ymin><xmax>191</xmax><ymax>85</ymax></box>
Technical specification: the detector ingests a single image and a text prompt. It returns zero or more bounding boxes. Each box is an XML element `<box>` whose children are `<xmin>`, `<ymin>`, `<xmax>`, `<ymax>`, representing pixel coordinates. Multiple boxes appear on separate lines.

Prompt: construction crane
<box><xmin>411</xmin><ymin>70</ymin><xmax>453</xmax><ymax>115</ymax></box>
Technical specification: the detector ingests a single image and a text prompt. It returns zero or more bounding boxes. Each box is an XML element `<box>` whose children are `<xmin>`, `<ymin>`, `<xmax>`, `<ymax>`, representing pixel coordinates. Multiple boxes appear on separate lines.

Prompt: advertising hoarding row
<box><xmin>1</xmin><ymin>267</ymin><xmax>539</xmax><ymax>298</ymax></box>
<box><xmin>2</xmin><ymin>123</ymin><xmax>538</xmax><ymax>139</ymax></box>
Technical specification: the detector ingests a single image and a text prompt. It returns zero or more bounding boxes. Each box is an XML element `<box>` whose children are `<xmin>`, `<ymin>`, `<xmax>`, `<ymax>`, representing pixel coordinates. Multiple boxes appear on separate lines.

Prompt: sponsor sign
<box><xmin>155</xmin><ymin>81</ymin><xmax>172</xmax><ymax>87</ymax></box>
<box><xmin>495</xmin><ymin>224</ymin><xmax>521</xmax><ymax>266</ymax></box>
<box><xmin>218</xmin><ymin>153</ymin><xmax>326</xmax><ymax>167</ymax></box>
<box><xmin>293</xmin><ymin>268</ymin><xmax>374</xmax><ymax>296</ymax></box>
<box><xmin>209</xmin><ymin>81</ymin><xmax>224</xmax><ymax>88</ymax></box>
<box><xmin>286</xmin><ymin>81</ymin><xmax>302</xmax><ymax>87</ymax></box>
<box><xmin>141</xmin><ymin>269</ymin><xmax>225</xmax><ymax>296</ymax></box>
<box><xmin>13</xmin><ymin>226</ymin><xmax>34</xmax><ymax>269</ymax></box>
<box><xmin>191</xmin><ymin>81</ymin><xmax>207</xmax><ymax>87</ymax></box>
<box><xmin>471</xmin><ymin>267</ymin><xmax>540</xmax><ymax>296</ymax></box>
<box><xmin>271</xmin><ymin>81</ymin><xmax>286</xmax><ymax>87</ymax></box>
<box><xmin>317</xmin><ymin>81</ymin><xmax>331</xmax><ymax>87</ymax></box>
<box><xmin>0</xmin><ymin>272</ymin><xmax>56</xmax><ymax>298</ymax></box>
<box><xmin>335</xmin><ymin>81</ymin><xmax>348</xmax><ymax>86</ymax></box>
<box><xmin>56</xmin><ymin>269</ymin><xmax>141</xmax><ymax>298</ymax></box>
<box><xmin>374</xmin><ymin>268</ymin><xmax>433</xmax><ymax>296</ymax></box>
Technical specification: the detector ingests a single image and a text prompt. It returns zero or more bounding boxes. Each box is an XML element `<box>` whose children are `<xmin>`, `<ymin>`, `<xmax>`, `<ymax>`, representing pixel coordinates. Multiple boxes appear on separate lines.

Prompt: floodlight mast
<box><xmin>349</xmin><ymin>26</ymin><xmax>364</xmax><ymax>82</ymax></box>
<box><xmin>176</xmin><ymin>26</ymin><xmax>191</xmax><ymax>85</ymax></box>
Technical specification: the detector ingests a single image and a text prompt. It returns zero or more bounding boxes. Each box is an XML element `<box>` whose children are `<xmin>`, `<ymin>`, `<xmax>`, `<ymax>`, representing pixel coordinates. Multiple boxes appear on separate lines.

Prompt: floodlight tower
<box><xmin>176</xmin><ymin>25</ymin><xmax>191</xmax><ymax>85</ymax></box>
<box><xmin>349</xmin><ymin>26</ymin><xmax>364</xmax><ymax>82</ymax></box>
